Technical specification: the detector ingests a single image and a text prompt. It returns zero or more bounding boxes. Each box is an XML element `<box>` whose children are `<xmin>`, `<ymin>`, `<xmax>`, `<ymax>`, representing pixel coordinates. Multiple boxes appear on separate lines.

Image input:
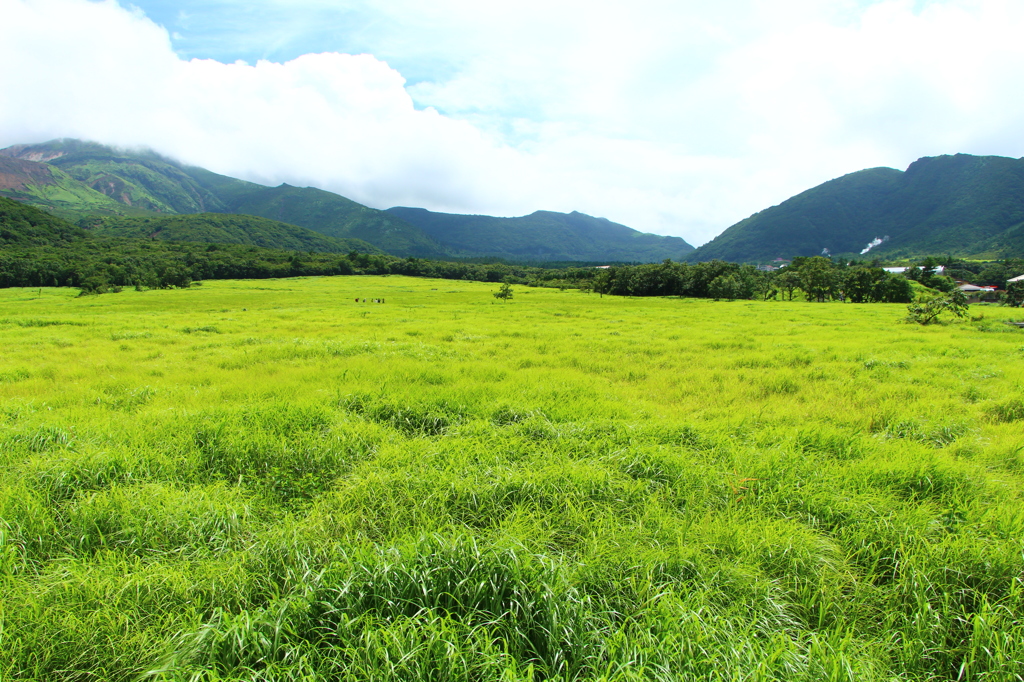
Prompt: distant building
<box><xmin>958</xmin><ymin>282</ymin><xmax>999</xmax><ymax>303</ymax></box>
<box><xmin>883</xmin><ymin>266</ymin><xmax>946</xmax><ymax>275</ymax></box>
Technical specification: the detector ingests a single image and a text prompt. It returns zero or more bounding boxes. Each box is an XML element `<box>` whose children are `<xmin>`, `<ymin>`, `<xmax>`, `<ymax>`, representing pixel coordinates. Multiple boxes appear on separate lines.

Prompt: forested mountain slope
<box><xmin>2</xmin><ymin>139</ymin><xmax>688</xmax><ymax>262</ymax></box>
<box><xmin>220</xmin><ymin>183</ymin><xmax>447</xmax><ymax>258</ymax></box>
<box><xmin>687</xmin><ymin>154</ymin><xmax>1024</xmax><ymax>262</ymax></box>
<box><xmin>1</xmin><ymin>141</ymin><xmax>447</xmax><ymax>257</ymax></box>
<box><xmin>84</xmin><ymin>213</ymin><xmax>381</xmax><ymax>254</ymax></box>
<box><xmin>0</xmin><ymin>155</ymin><xmax>130</xmax><ymax>218</ymax></box>
<box><xmin>2</xmin><ymin>139</ymin><xmax>228</xmax><ymax>214</ymax></box>
<box><xmin>0</xmin><ymin>196</ymin><xmax>88</xmax><ymax>245</ymax></box>
<box><xmin>387</xmin><ymin>207</ymin><xmax>694</xmax><ymax>262</ymax></box>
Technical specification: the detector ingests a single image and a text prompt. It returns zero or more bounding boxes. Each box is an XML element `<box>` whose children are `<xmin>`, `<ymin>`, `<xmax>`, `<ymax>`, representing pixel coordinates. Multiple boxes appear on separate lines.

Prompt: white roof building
<box><xmin>883</xmin><ymin>266</ymin><xmax>946</xmax><ymax>275</ymax></box>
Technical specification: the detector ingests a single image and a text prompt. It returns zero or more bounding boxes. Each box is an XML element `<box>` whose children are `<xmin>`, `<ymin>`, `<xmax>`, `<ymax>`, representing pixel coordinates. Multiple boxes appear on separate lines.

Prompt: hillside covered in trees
<box><xmin>687</xmin><ymin>154</ymin><xmax>1024</xmax><ymax>262</ymax></box>
<box><xmin>0</xmin><ymin>197</ymin><xmax>596</xmax><ymax>292</ymax></box>
<box><xmin>1</xmin><ymin>140</ymin><xmax>691</xmax><ymax>263</ymax></box>
<box><xmin>83</xmin><ymin>213</ymin><xmax>380</xmax><ymax>255</ymax></box>
<box><xmin>387</xmin><ymin>207</ymin><xmax>694</xmax><ymax>262</ymax></box>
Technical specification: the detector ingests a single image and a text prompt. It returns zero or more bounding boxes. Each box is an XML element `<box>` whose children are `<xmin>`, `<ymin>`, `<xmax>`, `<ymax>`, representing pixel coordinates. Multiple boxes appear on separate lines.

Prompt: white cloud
<box><xmin>0</xmin><ymin>0</ymin><xmax>526</xmax><ymax>215</ymax></box>
<box><xmin>3</xmin><ymin>0</ymin><xmax>1024</xmax><ymax>247</ymax></box>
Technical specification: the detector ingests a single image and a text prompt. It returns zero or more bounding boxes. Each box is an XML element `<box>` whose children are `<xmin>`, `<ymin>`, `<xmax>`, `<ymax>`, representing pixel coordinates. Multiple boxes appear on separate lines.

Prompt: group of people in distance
<box><xmin>355</xmin><ymin>298</ymin><xmax>385</xmax><ymax>303</ymax></box>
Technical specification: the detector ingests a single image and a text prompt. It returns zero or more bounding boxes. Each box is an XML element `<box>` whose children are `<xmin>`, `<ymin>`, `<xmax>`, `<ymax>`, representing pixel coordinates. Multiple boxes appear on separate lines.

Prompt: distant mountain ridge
<box><xmin>387</xmin><ymin>207</ymin><xmax>695</xmax><ymax>262</ymax></box>
<box><xmin>687</xmin><ymin>154</ymin><xmax>1024</xmax><ymax>262</ymax></box>
<box><xmin>1</xmin><ymin>139</ymin><xmax>691</xmax><ymax>262</ymax></box>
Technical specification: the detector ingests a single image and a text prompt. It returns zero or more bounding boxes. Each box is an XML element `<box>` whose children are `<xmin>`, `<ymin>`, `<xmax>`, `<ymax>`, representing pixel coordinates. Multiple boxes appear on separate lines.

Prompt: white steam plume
<box><xmin>860</xmin><ymin>235</ymin><xmax>890</xmax><ymax>255</ymax></box>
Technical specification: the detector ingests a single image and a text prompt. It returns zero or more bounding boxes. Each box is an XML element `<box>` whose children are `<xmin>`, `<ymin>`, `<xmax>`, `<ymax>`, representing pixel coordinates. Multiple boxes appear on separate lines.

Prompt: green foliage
<box><xmin>687</xmin><ymin>154</ymin><xmax>1024</xmax><ymax>262</ymax></box>
<box><xmin>775</xmin><ymin>268</ymin><xmax>801</xmax><ymax>300</ymax></box>
<box><xmin>15</xmin><ymin>139</ymin><xmax>229</xmax><ymax>214</ymax></box>
<box><xmin>0</xmin><ymin>197</ymin><xmax>87</xmax><ymax>246</ymax></box>
<box><xmin>1005</xmin><ymin>281</ymin><xmax>1024</xmax><ymax>307</ymax></box>
<box><xmin>221</xmin><ymin>184</ymin><xmax>446</xmax><ymax>258</ymax></box>
<box><xmin>388</xmin><ymin>206</ymin><xmax>695</xmax><ymax>263</ymax></box>
<box><xmin>687</xmin><ymin>166</ymin><xmax>905</xmax><ymax>263</ymax></box>
<box><xmin>591</xmin><ymin>257</ymin><xmax>913</xmax><ymax>305</ymax></box>
<box><xmin>493</xmin><ymin>281</ymin><xmax>514</xmax><ymax>302</ymax></box>
<box><xmin>84</xmin><ymin>213</ymin><xmax>377</xmax><ymax>254</ymax></box>
<box><xmin>905</xmin><ymin>290</ymin><xmax>970</xmax><ymax>325</ymax></box>
<box><xmin>595</xmin><ymin>259</ymin><xmax>748</xmax><ymax>298</ymax></box>
<box><xmin>5</xmin><ymin>140</ymin><xmax>696</xmax><ymax>263</ymax></box>
<box><xmin>0</xmin><ymin>228</ymin><xmax>605</xmax><ymax>293</ymax></box>
<box><xmin>0</xmin><ymin>155</ymin><xmax>131</xmax><ymax>219</ymax></box>
<box><xmin>795</xmin><ymin>256</ymin><xmax>839</xmax><ymax>302</ymax></box>
<box><xmin>0</xmin><ymin>201</ymin><xmax>945</xmax><ymax>310</ymax></box>
<box><xmin>708</xmin><ymin>273</ymin><xmax>742</xmax><ymax>300</ymax></box>
<box><xmin>844</xmin><ymin>265</ymin><xmax>913</xmax><ymax>303</ymax></box>
<box><xmin>2</xmin><ymin>140</ymin><xmax>446</xmax><ymax>258</ymax></box>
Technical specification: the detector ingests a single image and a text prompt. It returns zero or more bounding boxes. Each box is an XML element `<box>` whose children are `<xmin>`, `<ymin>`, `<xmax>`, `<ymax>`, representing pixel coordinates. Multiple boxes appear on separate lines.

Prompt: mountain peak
<box><xmin>686</xmin><ymin>153</ymin><xmax>1024</xmax><ymax>262</ymax></box>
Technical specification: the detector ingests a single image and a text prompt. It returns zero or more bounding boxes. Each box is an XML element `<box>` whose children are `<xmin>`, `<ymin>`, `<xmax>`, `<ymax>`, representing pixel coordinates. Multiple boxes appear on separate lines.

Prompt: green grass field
<box><xmin>2</xmin><ymin>276</ymin><xmax>1023</xmax><ymax>681</ymax></box>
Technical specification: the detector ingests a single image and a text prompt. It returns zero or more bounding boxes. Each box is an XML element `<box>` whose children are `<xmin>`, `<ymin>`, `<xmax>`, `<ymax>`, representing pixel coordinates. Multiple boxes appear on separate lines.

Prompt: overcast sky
<box><xmin>3</xmin><ymin>0</ymin><xmax>1024</xmax><ymax>245</ymax></box>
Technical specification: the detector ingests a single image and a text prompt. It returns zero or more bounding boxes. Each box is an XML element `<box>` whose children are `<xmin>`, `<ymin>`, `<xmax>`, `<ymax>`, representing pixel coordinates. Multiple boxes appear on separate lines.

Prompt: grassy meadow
<box><xmin>1</xmin><ymin>276</ymin><xmax>1023</xmax><ymax>681</ymax></box>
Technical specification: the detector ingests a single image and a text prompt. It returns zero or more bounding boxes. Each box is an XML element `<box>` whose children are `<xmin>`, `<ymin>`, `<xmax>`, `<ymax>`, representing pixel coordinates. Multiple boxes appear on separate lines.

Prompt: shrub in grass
<box><xmin>905</xmin><ymin>290</ymin><xmax>969</xmax><ymax>325</ymax></box>
<box><xmin>792</xmin><ymin>427</ymin><xmax>867</xmax><ymax>461</ymax></box>
<box><xmin>986</xmin><ymin>397</ymin><xmax>1024</xmax><ymax>423</ymax></box>
<box><xmin>756</xmin><ymin>375</ymin><xmax>800</xmax><ymax>397</ymax></box>
<box><xmin>154</xmin><ymin>535</ymin><xmax>603</xmax><ymax>681</ymax></box>
<box><xmin>191</xmin><ymin>404</ymin><xmax>380</xmax><ymax>504</ymax></box>
<box><xmin>874</xmin><ymin>414</ymin><xmax>972</xmax><ymax>448</ymax></box>
<box><xmin>341</xmin><ymin>392</ymin><xmax>469</xmax><ymax>437</ymax></box>
<box><xmin>62</xmin><ymin>482</ymin><xmax>259</xmax><ymax>556</ymax></box>
<box><xmin>489</xmin><ymin>404</ymin><xmax>541</xmax><ymax>426</ymax></box>
<box><xmin>22</xmin><ymin>445</ymin><xmax>158</xmax><ymax>504</ymax></box>
<box><xmin>11</xmin><ymin>423</ymin><xmax>75</xmax><ymax>454</ymax></box>
<box><xmin>608</xmin><ymin>445</ymin><xmax>692</xmax><ymax>488</ymax></box>
<box><xmin>0</xmin><ymin>367</ymin><xmax>31</xmax><ymax>383</ymax></box>
<box><xmin>93</xmin><ymin>383</ymin><xmax>157</xmax><ymax>412</ymax></box>
<box><xmin>2</xmin><ymin>553</ymin><xmax>256</xmax><ymax>681</ymax></box>
<box><xmin>0</xmin><ymin>483</ymin><xmax>56</xmax><ymax>573</ymax></box>
<box><xmin>861</xmin><ymin>456</ymin><xmax>980</xmax><ymax>505</ymax></box>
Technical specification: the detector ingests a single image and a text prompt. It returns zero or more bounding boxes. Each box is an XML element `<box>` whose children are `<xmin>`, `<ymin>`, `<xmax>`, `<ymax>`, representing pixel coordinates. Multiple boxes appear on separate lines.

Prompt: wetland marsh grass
<box><xmin>1</xmin><ymin>277</ymin><xmax>1023</xmax><ymax>680</ymax></box>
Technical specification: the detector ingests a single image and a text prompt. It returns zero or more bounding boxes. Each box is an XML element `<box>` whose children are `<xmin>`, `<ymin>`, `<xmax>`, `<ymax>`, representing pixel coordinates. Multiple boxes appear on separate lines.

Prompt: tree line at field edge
<box><xmin>3</xmin><ymin>195</ymin><xmax>1023</xmax><ymax>306</ymax></box>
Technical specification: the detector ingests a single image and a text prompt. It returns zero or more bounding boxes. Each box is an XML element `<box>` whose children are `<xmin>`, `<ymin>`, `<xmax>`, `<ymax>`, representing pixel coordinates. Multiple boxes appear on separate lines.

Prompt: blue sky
<box><xmin>130</xmin><ymin>2</ymin><xmax>407</xmax><ymax>70</ymax></box>
<box><xmin>3</xmin><ymin>0</ymin><xmax>1024</xmax><ymax>245</ymax></box>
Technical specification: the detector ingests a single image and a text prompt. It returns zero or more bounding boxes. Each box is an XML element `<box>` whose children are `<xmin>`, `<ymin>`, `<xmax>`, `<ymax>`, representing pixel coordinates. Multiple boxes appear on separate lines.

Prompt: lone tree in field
<box><xmin>494</xmin><ymin>281</ymin><xmax>514</xmax><ymax>302</ymax></box>
<box><xmin>906</xmin><ymin>290</ymin><xmax>969</xmax><ymax>325</ymax></box>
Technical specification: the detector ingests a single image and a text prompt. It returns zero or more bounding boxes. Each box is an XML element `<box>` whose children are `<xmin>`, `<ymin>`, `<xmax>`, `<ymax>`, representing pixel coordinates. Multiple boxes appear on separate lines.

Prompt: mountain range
<box><xmin>687</xmin><ymin>154</ymin><xmax>1024</xmax><ymax>262</ymax></box>
<box><xmin>387</xmin><ymin>207</ymin><xmax>694</xmax><ymax>262</ymax></box>
<box><xmin>0</xmin><ymin>139</ymin><xmax>694</xmax><ymax>262</ymax></box>
<box><xmin>5</xmin><ymin>139</ymin><xmax>1024</xmax><ymax>264</ymax></box>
